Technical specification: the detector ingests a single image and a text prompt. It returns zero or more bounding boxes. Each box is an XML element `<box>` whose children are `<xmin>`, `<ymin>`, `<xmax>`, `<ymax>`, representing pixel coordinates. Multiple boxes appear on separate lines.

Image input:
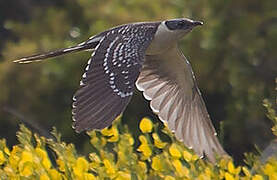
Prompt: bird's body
<box><xmin>14</xmin><ymin>18</ymin><xmax>227</xmax><ymax>162</ymax></box>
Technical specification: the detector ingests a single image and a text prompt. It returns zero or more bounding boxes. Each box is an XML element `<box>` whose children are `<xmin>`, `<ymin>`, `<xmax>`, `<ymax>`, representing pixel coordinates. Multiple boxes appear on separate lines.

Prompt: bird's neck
<box><xmin>146</xmin><ymin>22</ymin><xmax>186</xmax><ymax>55</ymax></box>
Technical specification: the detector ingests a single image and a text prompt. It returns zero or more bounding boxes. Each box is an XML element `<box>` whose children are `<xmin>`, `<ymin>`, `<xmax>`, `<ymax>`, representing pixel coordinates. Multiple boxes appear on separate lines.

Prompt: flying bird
<box><xmin>14</xmin><ymin>18</ymin><xmax>227</xmax><ymax>162</ymax></box>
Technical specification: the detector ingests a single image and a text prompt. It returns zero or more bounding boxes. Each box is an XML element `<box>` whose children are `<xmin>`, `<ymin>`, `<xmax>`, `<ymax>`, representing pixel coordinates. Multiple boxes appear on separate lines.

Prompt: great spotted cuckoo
<box><xmin>14</xmin><ymin>18</ymin><xmax>227</xmax><ymax>162</ymax></box>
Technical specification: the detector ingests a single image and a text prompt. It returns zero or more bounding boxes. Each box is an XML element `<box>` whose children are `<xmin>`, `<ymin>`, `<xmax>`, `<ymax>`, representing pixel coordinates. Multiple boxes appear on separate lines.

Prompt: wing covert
<box><xmin>73</xmin><ymin>23</ymin><xmax>158</xmax><ymax>132</ymax></box>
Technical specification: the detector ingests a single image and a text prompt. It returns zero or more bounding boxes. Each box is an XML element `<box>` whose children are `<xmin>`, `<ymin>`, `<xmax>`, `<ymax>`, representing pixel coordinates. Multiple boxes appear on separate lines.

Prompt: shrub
<box><xmin>0</xmin><ymin>101</ymin><xmax>276</xmax><ymax>180</ymax></box>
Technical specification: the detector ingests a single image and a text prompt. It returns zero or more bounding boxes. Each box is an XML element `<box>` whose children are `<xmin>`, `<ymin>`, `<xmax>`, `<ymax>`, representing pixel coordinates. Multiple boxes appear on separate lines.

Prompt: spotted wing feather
<box><xmin>73</xmin><ymin>23</ymin><xmax>158</xmax><ymax>132</ymax></box>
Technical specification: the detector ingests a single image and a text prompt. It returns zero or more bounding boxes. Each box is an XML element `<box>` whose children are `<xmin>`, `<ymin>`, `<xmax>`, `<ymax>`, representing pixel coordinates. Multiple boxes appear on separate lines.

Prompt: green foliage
<box><xmin>0</xmin><ymin>0</ymin><xmax>276</xmax><ymax>163</ymax></box>
<box><xmin>1</xmin><ymin>114</ymin><xmax>277</xmax><ymax>179</ymax></box>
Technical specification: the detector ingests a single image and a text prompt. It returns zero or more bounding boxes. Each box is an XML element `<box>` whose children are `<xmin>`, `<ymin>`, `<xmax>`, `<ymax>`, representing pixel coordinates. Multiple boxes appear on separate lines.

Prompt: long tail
<box><xmin>13</xmin><ymin>41</ymin><xmax>99</xmax><ymax>64</ymax></box>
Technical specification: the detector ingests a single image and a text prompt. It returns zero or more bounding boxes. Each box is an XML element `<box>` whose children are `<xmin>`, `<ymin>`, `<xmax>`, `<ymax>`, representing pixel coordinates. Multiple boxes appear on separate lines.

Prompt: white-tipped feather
<box><xmin>136</xmin><ymin>46</ymin><xmax>227</xmax><ymax>162</ymax></box>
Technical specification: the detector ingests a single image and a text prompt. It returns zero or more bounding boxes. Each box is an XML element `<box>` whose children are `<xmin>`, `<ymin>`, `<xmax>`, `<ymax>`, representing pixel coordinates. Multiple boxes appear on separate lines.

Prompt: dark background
<box><xmin>0</xmin><ymin>0</ymin><xmax>276</xmax><ymax>163</ymax></box>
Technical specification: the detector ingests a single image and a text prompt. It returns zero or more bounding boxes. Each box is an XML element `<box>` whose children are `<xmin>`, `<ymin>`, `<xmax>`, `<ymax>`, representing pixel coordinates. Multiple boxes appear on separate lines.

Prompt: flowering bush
<box><xmin>0</xmin><ymin>103</ymin><xmax>277</xmax><ymax>179</ymax></box>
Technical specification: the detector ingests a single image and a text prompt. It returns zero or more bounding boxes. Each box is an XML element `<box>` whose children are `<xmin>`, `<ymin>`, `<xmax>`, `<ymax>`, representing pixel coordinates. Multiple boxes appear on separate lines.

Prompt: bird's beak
<box><xmin>192</xmin><ymin>20</ymin><xmax>204</xmax><ymax>27</ymax></box>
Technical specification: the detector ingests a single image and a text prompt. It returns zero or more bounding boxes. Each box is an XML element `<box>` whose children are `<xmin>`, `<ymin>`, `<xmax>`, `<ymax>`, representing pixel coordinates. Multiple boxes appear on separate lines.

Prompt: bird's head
<box><xmin>164</xmin><ymin>18</ymin><xmax>203</xmax><ymax>32</ymax></box>
<box><xmin>146</xmin><ymin>18</ymin><xmax>203</xmax><ymax>55</ymax></box>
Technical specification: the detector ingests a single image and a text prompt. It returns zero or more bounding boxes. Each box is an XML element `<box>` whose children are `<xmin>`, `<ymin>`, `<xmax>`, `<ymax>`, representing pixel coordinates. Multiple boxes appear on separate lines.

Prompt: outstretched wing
<box><xmin>72</xmin><ymin>23</ymin><xmax>158</xmax><ymax>132</ymax></box>
<box><xmin>136</xmin><ymin>46</ymin><xmax>227</xmax><ymax>162</ymax></box>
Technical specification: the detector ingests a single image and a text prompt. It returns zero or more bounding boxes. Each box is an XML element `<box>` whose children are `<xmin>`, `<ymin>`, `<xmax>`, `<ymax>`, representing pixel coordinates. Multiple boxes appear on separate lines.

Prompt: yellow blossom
<box><xmin>242</xmin><ymin>166</ymin><xmax>251</xmax><ymax>177</ymax></box>
<box><xmin>0</xmin><ymin>150</ymin><xmax>5</xmax><ymax>165</ymax></box>
<box><xmin>172</xmin><ymin>159</ymin><xmax>189</xmax><ymax>177</ymax></box>
<box><xmin>103</xmin><ymin>159</ymin><xmax>116</xmax><ymax>175</ymax></box>
<box><xmin>35</xmin><ymin>148</ymin><xmax>51</xmax><ymax>169</ymax></box>
<box><xmin>125</xmin><ymin>133</ymin><xmax>134</xmax><ymax>145</ymax></box>
<box><xmin>84</xmin><ymin>173</ymin><xmax>96</xmax><ymax>180</ymax></box>
<box><xmin>89</xmin><ymin>153</ymin><xmax>101</xmax><ymax>169</ymax></box>
<box><xmin>9</xmin><ymin>146</ymin><xmax>21</xmax><ymax>169</ymax></box>
<box><xmin>4</xmin><ymin>147</ymin><xmax>10</xmax><ymax>155</ymax></box>
<box><xmin>228</xmin><ymin>161</ymin><xmax>235</xmax><ymax>173</ymax></box>
<box><xmin>21</xmin><ymin>151</ymin><xmax>33</xmax><ymax>163</ymax></box>
<box><xmin>152</xmin><ymin>133</ymin><xmax>167</xmax><ymax>148</ymax></box>
<box><xmin>264</xmin><ymin>163</ymin><xmax>277</xmax><ymax>180</ymax></box>
<box><xmin>138</xmin><ymin>161</ymin><xmax>147</xmax><ymax>173</ymax></box>
<box><xmin>227</xmin><ymin>161</ymin><xmax>241</xmax><ymax>175</ymax></box>
<box><xmin>90</xmin><ymin>132</ymin><xmax>99</xmax><ymax>145</ymax></box>
<box><xmin>19</xmin><ymin>162</ymin><xmax>33</xmax><ymax>177</ymax></box>
<box><xmin>183</xmin><ymin>150</ymin><xmax>193</xmax><ymax>162</ymax></box>
<box><xmin>139</xmin><ymin>117</ymin><xmax>153</xmax><ymax>133</ymax></box>
<box><xmin>137</xmin><ymin>135</ymin><xmax>152</xmax><ymax>159</ymax></box>
<box><xmin>252</xmin><ymin>175</ymin><xmax>264</xmax><ymax>180</ymax></box>
<box><xmin>169</xmin><ymin>144</ymin><xmax>181</xmax><ymax>158</ymax></box>
<box><xmin>198</xmin><ymin>173</ymin><xmax>211</xmax><ymax>180</ymax></box>
<box><xmin>48</xmin><ymin>169</ymin><xmax>62</xmax><ymax>180</ymax></box>
<box><xmin>224</xmin><ymin>172</ymin><xmax>234</xmax><ymax>180</ymax></box>
<box><xmin>101</xmin><ymin>126</ymin><xmax>119</xmax><ymax>142</ymax></box>
<box><xmin>101</xmin><ymin>137</ymin><xmax>107</xmax><ymax>146</ymax></box>
<box><xmin>116</xmin><ymin>171</ymin><xmax>131</xmax><ymax>180</ymax></box>
<box><xmin>204</xmin><ymin>167</ymin><xmax>213</xmax><ymax>179</ymax></box>
<box><xmin>219</xmin><ymin>158</ymin><xmax>228</xmax><ymax>169</ymax></box>
<box><xmin>151</xmin><ymin>156</ymin><xmax>163</xmax><ymax>171</ymax></box>
<box><xmin>40</xmin><ymin>173</ymin><xmax>50</xmax><ymax>180</ymax></box>
<box><xmin>165</xmin><ymin>176</ymin><xmax>176</xmax><ymax>180</ymax></box>
<box><xmin>73</xmin><ymin>157</ymin><xmax>89</xmax><ymax>178</ymax></box>
<box><xmin>56</xmin><ymin>158</ymin><xmax>65</xmax><ymax>172</ymax></box>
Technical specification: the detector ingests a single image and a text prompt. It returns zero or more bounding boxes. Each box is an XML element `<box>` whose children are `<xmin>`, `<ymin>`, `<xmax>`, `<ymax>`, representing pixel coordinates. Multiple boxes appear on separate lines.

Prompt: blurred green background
<box><xmin>0</xmin><ymin>0</ymin><xmax>276</xmax><ymax>163</ymax></box>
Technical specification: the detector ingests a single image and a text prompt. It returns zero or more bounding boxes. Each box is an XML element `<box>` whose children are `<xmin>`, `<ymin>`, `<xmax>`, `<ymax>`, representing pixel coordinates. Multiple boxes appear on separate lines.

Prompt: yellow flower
<box><xmin>224</xmin><ymin>172</ymin><xmax>234</xmax><ymax>180</ymax></box>
<box><xmin>252</xmin><ymin>175</ymin><xmax>264</xmax><ymax>180</ymax></box>
<box><xmin>56</xmin><ymin>158</ymin><xmax>65</xmax><ymax>172</ymax></box>
<box><xmin>101</xmin><ymin>126</ymin><xmax>119</xmax><ymax>142</ymax></box>
<box><xmin>19</xmin><ymin>162</ymin><xmax>33</xmax><ymax>177</ymax></box>
<box><xmin>4</xmin><ymin>147</ymin><xmax>10</xmax><ymax>155</ymax></box>
<box><xmin>198</xmin><ymin>173</ymin><xmax>211</xmax><ymax>180</ymax></box>
<box><xmin>152</xmin><ymin>133</ymin><xmax>167</xmax><ymax>148</ymax></box>
<box><xmin>227</xmin><ymin>161</ymin><xmax>241</xmax><ymax>175</ymax></box>
<box><xmin>9</xmin><ymin>146</ymin><xmax>21</xmax><ymax>169</ymax></box>
<box><xmin>182</xmin><ymin>150</ymin><xmax>193</xmax><ymax>162</ymax></box>
<box><xmin>125</xmin><ymin>133</ymin><xmax>134</xmax><ymax>145</ymax></box>
<box><xmin>101</xmin><ymin>137</ymin><xmax>107</xmax><ymax>146</ymax></box>
<box><xmin>90</xmin><ymin>132</ymin><xmax>99</xmax><ymax>145</ymax></box>
<box><xmin>242</xmin><ymin>166</ymin><xmax>251</xmax><ymax>177</ymax></box>
<box><xmin>264</xmin><ymin>163</ymin><xmax>277</xmax><ymax>180</ymax></box>
<box><xmin>228</xmin><ymin>161</ymin><xmax>235</xmax><ymax>173</ymax></box>
<box><xmin>172</xmin><ymin>159</ymin><xmax>189</xmax><ymax>177</ymax></box>
<box><xmin>204</xmin><ymin>167</ymin><xmax>213</xmax><ymax>179</ymax></box>
<box><xmin>165</xmin><ymin>176</ymin><xmax>175</xmax><ymax>180</ymax></box>
<box><xmin>19</xmin><ymin>151</ymin><xmax>34</xmax><ymax>176</ymax></box>
<box><xmin>48</xmin><ymin>169</ymin><xmax>62</xmax><ymax>180</ymax></box>
<box><xmin>89</xmin><ymin>153</ymin><xmax>101</xmax><ymax>168</ymax></box>
<box><xmin>139</xmin><ymin>117</ymin><xmax>153</xmax><ymax>133</ymax></box>
<box><xmin>137</xmin><ymin>135</ymin><xmax>152</xmax><ymax>159</ymax></box>
<box><xmin>40</xmin><ymin>173</ymin><xmax>50</xmax><ymax>180</ymax></box>
<box><xmin>103</xmin><ymin>159</ymin><xmax>116</xmax><ymax>175</ymax></box>
<box><xmin>116</xmin><ymin>171</ymin><xmax>131</xmax><ymax>180</ymax></box>
<box><xmin>219</xmin><ymin>158</ymin><xmax>228</xmax><ymax>169</ymax></box>
<box><xmin>169</xmin><ymin>144</ymin><xmax>181</xmax><ymax>158</ymax></box>
<box><xmin>138</xmin><ymin>161</ymin><xmax>147</xmax><ymax>173</ymax></box>
<box><xmin>21</xmin><ymin>151</ymin><xmax>33</xmax><ymax>163</ymax></box>
<box><xmin>84</xmin><ymin>173</ymin><xmax>96</xmax><ymax>180</ymax></box>
<box><xmin>35</xmin><ymin>148</ymin><xmax>51</xmax><ymax>169</ymax></box>
<box><xmin>73</xmin><ymin>157</ymin><xmax>89</xmax><ymax>178</ymax></box>
<box><xmin>151</xmin><ymin>156</ymin><xmax>163</xmax><ymax>171</ymax></box>
<box><xmin>0</xmin><ymin>150</ymin><xmax>5</xmax><ymax>165</ymax></box>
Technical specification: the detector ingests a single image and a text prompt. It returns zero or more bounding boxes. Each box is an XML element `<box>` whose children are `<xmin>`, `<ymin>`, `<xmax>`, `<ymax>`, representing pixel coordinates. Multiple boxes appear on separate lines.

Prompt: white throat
<box><xmin>146</xmin><ymin>21</ymin><xmax>187</xmax><ymax>55</ymax></box>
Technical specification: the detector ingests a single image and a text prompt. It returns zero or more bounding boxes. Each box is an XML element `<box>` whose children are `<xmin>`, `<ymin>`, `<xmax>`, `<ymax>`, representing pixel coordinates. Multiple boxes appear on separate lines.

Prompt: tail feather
<box><xmin>13</xmin><ymin>41</ymin><xmax>99</xmax><ymax>64</ymax></box>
